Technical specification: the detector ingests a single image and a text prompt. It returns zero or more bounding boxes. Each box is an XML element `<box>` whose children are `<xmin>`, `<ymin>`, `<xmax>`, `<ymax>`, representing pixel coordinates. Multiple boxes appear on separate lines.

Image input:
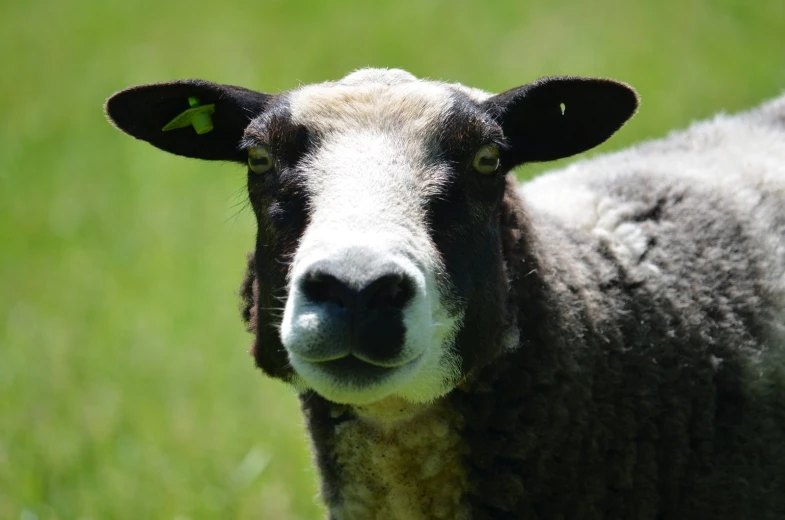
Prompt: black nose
<box><xmin>299</xmin><ymin>268</ymin><xmax>415</xmax><ymax>364</ymax></box>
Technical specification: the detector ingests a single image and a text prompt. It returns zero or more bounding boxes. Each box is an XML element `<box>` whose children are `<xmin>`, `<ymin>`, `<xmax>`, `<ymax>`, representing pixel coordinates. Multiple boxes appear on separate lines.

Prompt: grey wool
<box><xmin>454</xmin><ymin>97</ymin><xmax>785</xmax><ymax>518</ymax></box>
<box><xmin>105</xmin><ymin>69</ymin><xmax>785</xmax><ymax>519</ymax></box>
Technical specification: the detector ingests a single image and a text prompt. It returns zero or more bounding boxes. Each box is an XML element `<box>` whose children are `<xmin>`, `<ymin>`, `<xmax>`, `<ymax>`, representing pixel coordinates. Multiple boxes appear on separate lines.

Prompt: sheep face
<box><xmin>247</xmin><ymin>71</ymin><xmax>512</xmax><ymax>404</ymax></box>
<box><xmin>105</xmin><ymin>69</ymin><xmax>638</xmax><ymax>406</ymax></box>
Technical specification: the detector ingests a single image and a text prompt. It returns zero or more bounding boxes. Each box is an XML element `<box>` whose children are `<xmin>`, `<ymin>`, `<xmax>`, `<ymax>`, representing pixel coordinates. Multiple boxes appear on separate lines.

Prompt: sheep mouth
<box><xmin>314</xmin><ymin>354</ymin><xmax>416</xmax><ymax>378</ymax></box>
<box><xmin>289</xmin><ymin>352</ymin><xmax>423</xmax><ymax>403</ymax></box>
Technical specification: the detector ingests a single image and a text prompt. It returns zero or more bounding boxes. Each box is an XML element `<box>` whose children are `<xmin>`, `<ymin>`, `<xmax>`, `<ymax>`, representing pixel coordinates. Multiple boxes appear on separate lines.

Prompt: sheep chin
<box><xmin>288</xmin><ymin>326</ymin><xmax>462</xmax><ymax>406</ymax></box>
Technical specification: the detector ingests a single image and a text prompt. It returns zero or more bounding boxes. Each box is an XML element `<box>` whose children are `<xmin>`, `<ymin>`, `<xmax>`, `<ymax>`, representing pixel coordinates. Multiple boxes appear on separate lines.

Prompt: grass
<box><xmin>1</xmin><ymin>0</ymin><xmax>783</xmax><ymax>518</ymax></box>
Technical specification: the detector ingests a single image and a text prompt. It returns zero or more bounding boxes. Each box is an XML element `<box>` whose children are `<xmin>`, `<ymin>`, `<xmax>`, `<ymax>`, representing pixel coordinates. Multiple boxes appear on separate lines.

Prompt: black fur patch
<box><xmin>242</xmin><ymin>99</ymin><xmax>313</xmax><ymax>380</ymax></box>
<box><xmin>243</xmin><ymin>102</ymin><xmax>313</xmax><ymax>166</ymax></box>
<box><xmin>426</xmin><ymin>93</ymin><xmax>516</xmax><ymax>375</ymax></box>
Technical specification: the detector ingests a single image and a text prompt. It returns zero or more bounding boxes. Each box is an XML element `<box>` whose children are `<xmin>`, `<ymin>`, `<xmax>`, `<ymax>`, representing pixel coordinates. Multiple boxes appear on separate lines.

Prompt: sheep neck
<box><xmin>303</xmin><ymin>396</ymin><xmax>470</xmax><ymax>520</ymax></box>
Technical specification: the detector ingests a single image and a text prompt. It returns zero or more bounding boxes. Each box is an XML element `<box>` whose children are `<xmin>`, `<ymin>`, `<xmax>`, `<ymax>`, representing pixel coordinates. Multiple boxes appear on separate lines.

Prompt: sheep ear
<box><xmin>484</xmin><ymin>76</ymin><xmax>639</xmax><ymax>165</ymax></box>
<box><xmin>105</xmin><ymin>80</ymin><xmax>271</xmax><ymax>162</ymax></box>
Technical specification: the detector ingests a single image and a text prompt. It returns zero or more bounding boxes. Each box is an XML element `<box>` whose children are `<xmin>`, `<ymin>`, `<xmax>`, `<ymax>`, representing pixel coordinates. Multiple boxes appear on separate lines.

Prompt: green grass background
<box><xmin>1</xmin><ymin>0</ymin><xmax>783</xmax><ymax>518</ymax></box>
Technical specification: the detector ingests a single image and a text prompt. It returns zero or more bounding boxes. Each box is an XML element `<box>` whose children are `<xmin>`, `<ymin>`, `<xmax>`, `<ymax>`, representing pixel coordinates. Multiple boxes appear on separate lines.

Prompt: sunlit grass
<box><xmin>1</xmin><ymin>0</ymin><xmax>783</xmax><ymax>518</ymax></box>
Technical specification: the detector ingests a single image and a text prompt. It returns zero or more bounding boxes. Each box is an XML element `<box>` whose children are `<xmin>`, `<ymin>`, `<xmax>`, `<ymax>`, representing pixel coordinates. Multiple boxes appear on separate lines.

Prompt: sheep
<box><xmin>105</xmin><ymin>68</ymin><xmax>785</xmax><ymax>520</ymax></box>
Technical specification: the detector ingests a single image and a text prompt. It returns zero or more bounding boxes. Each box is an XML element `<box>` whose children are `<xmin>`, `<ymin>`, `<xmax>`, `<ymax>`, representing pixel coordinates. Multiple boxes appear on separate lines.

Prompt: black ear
<box><xmin>484</xmin><ymin>76</ymin><xmax>639</xmax><ymax>166</ymax></box>
<box><xmin>105</xmin><ymin>80</ymin><xmax>271</xmax><ymax>162</ymax></box>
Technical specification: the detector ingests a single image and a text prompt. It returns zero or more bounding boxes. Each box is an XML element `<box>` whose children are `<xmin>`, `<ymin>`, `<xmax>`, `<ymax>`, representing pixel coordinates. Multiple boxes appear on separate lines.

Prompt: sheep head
<box><xmin>105</xmin><ymin>69</ymin><xmax>638</xmax><ymax>405</ymax></box>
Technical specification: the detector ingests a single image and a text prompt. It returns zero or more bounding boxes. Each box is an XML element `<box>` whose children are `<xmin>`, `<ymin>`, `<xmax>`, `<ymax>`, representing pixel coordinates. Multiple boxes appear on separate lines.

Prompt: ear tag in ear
<box><xmin>162</xmin><ymin>96</ymin><xmax>215</xmax><ymax>135</ymax></box>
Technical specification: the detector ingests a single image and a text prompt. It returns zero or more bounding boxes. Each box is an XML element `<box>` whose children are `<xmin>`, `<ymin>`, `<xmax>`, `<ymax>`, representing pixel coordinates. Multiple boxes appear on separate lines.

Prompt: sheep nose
<box><xmin>296</xmin><ymin>262</ymin><xmax>416</xmax><ymax>365</ymax></box>
<box><xmin>301</xmin><ymin>272</ymin><xmax>413</xmax><ymax>312</ymax></box>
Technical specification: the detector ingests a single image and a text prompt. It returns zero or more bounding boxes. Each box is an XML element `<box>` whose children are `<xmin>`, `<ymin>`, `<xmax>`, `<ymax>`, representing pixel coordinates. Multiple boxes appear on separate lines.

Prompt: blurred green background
<box><xmin>1</xmin><ymin>0</ymin><xmax>783</xmax><ymax>518</ymax></box>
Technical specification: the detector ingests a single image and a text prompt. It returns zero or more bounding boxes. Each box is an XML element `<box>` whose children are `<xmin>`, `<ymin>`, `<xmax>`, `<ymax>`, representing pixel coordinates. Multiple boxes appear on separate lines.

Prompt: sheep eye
<box><xmin>472</xmin><ymin>145</ymin><xmax>500</xmax><ymax>174</ymax></box>
<box><xmin>248</xmin><ymin>146</ymin><xmax>274</xmax><ymax>174</ymax></box>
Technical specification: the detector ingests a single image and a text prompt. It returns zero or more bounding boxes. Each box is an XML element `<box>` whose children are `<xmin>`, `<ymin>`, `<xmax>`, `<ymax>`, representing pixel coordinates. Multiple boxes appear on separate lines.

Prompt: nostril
<box><xmin>363</xmin><ymin>274</ymin><xmax>415</xmax><ymax>310</ymax></box>
<box><xmin>301</xmin><ymin>272</ymin><xmax>354</xmax><ymax>308</ymax></box>
<box><xmin>300</xmin><ymin>269</ymin><xmax>415</xmax><ymax>312</ymax></box>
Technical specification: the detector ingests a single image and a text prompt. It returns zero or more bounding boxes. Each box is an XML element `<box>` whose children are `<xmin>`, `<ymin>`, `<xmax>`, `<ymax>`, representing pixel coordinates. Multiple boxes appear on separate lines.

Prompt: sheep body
<box><xmin>105</xmin><ymin>70</ymin><xmax>785</xmax><ymax>519</ymax></box>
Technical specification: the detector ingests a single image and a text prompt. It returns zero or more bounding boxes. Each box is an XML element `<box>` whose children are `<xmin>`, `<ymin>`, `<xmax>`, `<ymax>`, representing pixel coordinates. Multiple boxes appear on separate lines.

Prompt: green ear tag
<box><xmin>162</xmin><ymin>96</ymin><xmax>215</xmax><ymax>134</ymax></box>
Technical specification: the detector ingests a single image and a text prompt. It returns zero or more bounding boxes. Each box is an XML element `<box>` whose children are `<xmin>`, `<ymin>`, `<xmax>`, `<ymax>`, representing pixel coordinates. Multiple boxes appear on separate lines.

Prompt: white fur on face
<box><xmin>279</xmin><ymin>69</ymin><xmax>473</xmax><ymax>405</ymax></box>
